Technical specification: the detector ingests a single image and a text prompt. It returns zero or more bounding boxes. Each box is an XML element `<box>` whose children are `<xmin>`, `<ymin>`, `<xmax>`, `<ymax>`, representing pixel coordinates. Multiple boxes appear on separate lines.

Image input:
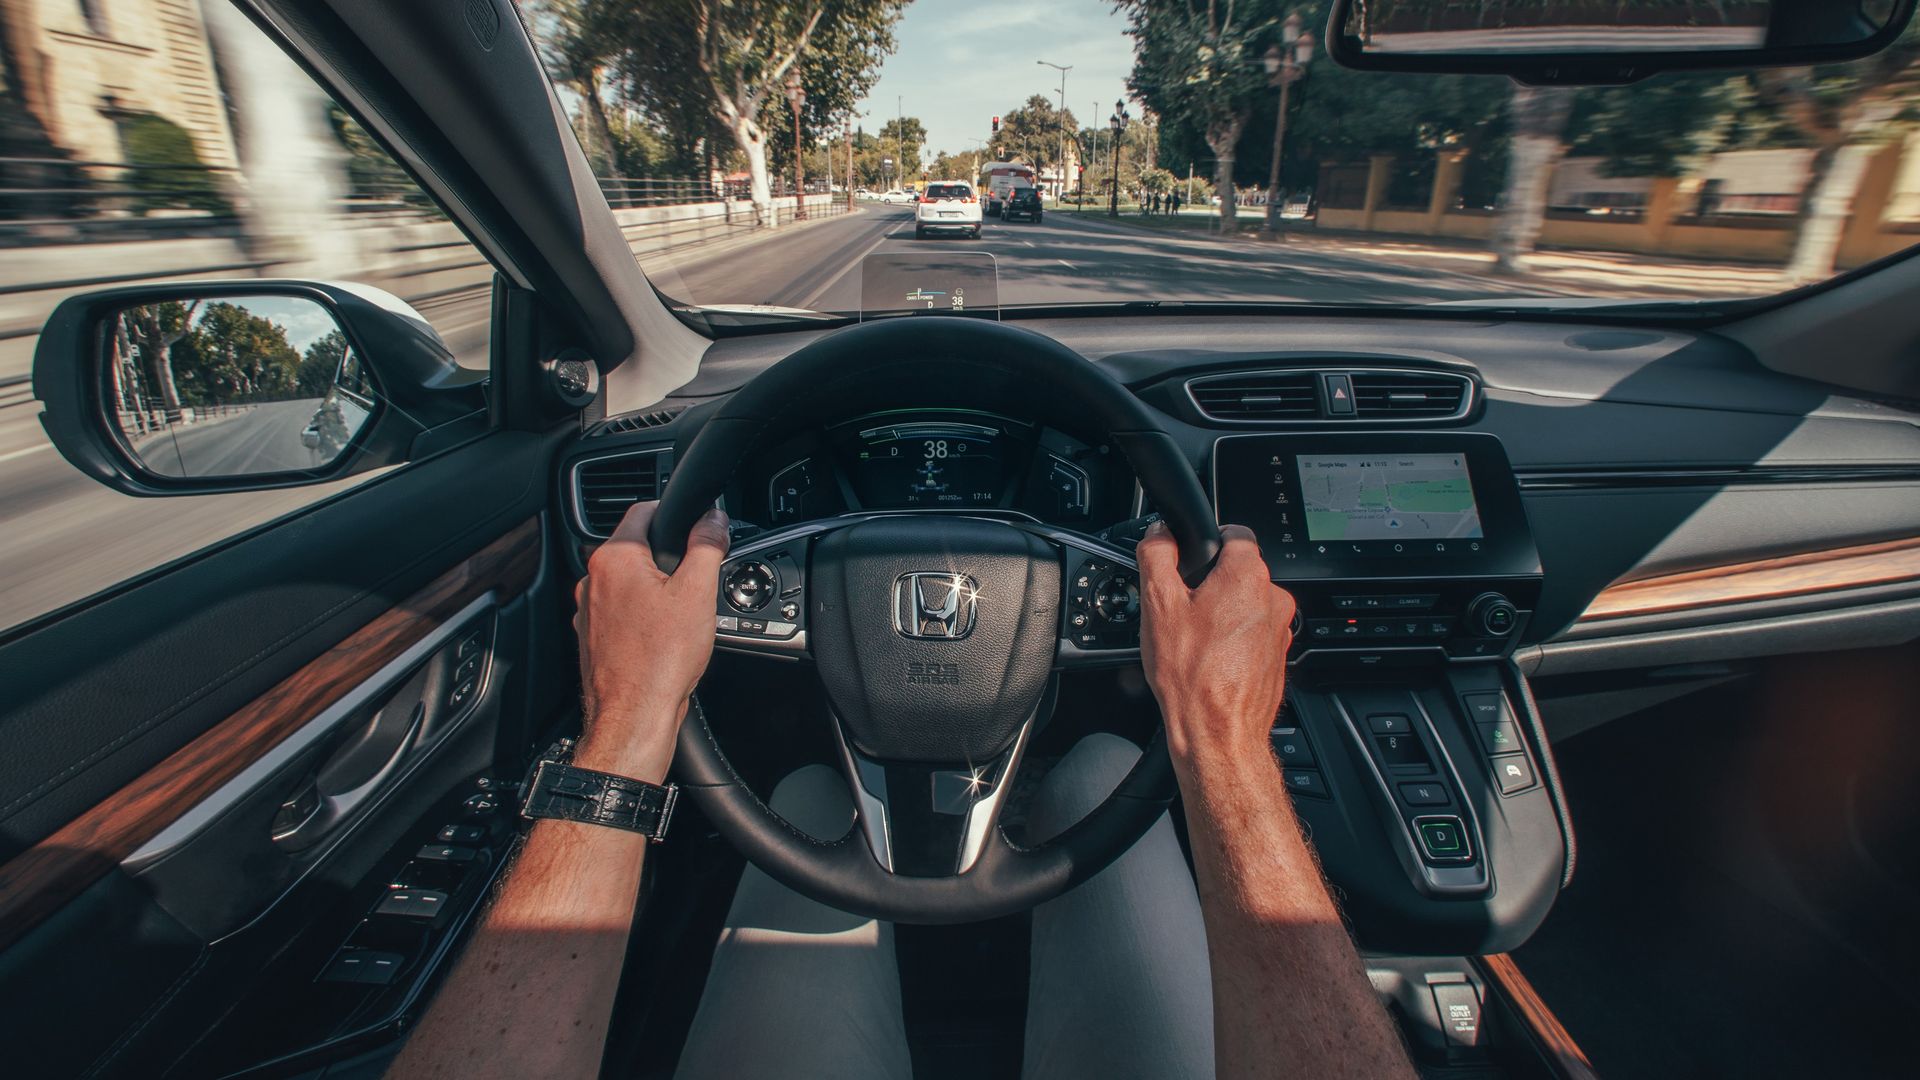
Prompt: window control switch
<box><xmin>376</xmin><ymin>888</ymin><xmax>449</xmax><ymax>922</ymax></box>
<box><xmin>320</xmin><ymin>948</ymin><xmax>407</xmax><ymax>986</ymax></box>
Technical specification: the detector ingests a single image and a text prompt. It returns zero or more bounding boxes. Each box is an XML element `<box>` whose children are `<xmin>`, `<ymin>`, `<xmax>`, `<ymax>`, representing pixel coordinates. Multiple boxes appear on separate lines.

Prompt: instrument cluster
<box><xmin>735</xmin><ymin>410</ymin><xmax>1137</xmax><ymax>530</ymax></box>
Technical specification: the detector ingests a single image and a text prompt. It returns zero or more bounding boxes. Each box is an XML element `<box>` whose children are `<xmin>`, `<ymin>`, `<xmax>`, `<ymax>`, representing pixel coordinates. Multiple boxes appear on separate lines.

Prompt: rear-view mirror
<box><xmin>1326</xmin><ymin>0</ymin><xmax>1917</xmax><ymax>84</ymax></box>
<box><xmin>33</xmin><ymin>282</ymin><xmax>487</xmax><ymax>497</ymax></box>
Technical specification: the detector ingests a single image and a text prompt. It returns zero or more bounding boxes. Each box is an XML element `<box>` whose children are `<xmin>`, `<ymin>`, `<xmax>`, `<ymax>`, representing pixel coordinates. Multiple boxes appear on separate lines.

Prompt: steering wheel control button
<box><xmin>1399</xmin><ymin>781</ymin><xmax>1449</xmax><ymax>807</ymax></box>
<box><xmin>1282</xmin><ymin>769</ymin><xmax>1330</xmax><ymax>799</ymax></box>
<box><xmin>1490</xmin><ymin>753</ymin><xmax>1536</xmax><ymax>795</ymax></box>
<box><xmin>1476</xmin><ymin>720</ymin><xmax>1522</xmax><ymax>755</ymax></box>
<box><xmin>716</xmin><ymin>615</ymin><xmax>738</xmax><ymax>632</ymax></box>
<box><xmin>780</xmin><ymin>601</ymin><xmax>800</xmax><ymax>621</ymax></box>
<box><xmin>1368</xmin><ymin>713</ymin><xmax>1412</xmax><ymax>735</ymax></box>
<box><xmin>1271</xmin><ymin>727</ymin><xmax>1315</xmax><ymax>766</ymax></box>
<box><xmin>1415</xmin><ymin>817</ymin><xmax>1471</xmax><ymax>862</ymax></box>
<box><xmin>1091</xmin><ymin>572</ymin><xmax>1139</xmax><ymax>624</ymax></box>
<box><xmin>723</xmin><ymin>561</ymin><xmax>777</xmax><ymax>613</ymax></box>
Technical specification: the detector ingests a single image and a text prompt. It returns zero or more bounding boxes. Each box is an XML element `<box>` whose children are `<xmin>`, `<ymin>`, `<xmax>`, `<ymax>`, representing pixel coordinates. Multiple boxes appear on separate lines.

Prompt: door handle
<box><xmin>273</xmin><ymin>700</ymin><xmax>425</xmax><ymax>852</ymax></box>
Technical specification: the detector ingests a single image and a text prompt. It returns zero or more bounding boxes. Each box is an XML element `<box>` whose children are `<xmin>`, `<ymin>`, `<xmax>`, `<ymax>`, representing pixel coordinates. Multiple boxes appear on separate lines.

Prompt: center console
<box><xmin>1212</xmin><ymin>432</ymin><xmax>1567</xmax><ymax>956</ymax></box>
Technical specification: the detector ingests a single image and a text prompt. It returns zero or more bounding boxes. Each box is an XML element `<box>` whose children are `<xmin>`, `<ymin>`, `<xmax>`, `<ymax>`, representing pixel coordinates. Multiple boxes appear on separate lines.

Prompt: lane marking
<box><xmin>0</xmin><ymin>443</ymin><xmax>52</xmax><ymax>464</ymax></box>
<box><xmin>796</xmin><ymin>211</ymin><xmax>899</xmax><ymax>311</ymax></box>
<box><xmin>1058</xmin><ymin>260</ymin><xmax>1074</xmax><ymax>269</ymax></box>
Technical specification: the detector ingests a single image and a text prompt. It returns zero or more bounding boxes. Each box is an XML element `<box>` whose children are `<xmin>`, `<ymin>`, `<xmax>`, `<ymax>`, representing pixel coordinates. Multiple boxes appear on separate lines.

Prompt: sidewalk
<box><xmin>1073</xmin><ymin>208</ymin><xmax>1795</xmax><ymax>300</ymax></box>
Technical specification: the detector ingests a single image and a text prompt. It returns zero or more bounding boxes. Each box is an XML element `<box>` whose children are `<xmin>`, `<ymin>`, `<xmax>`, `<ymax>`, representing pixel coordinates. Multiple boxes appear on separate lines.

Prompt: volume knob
<box><xmin>1466</xmin><ymin>593</ymin><xmax>1519</xmax><ymax>637</ymax></box>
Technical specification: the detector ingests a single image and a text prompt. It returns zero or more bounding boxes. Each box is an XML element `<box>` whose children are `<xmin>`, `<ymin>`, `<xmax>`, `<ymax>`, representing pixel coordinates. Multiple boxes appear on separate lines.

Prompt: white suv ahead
<box><xmin>914</xmin><ymin>181</ymin><xmax>982</xmax><ymax>239</ymax></box>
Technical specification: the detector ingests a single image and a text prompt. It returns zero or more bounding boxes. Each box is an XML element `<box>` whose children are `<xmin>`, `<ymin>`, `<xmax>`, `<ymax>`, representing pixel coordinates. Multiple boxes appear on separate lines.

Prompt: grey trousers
<box><xmin>674</xmin><ymin>733</ymin><xmax>1215</xmax><ymax>1080</ymax></box>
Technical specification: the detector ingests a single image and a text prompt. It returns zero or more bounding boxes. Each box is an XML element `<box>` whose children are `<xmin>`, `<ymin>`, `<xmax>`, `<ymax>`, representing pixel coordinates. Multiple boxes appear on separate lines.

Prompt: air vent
<box><xmin>572</xmin><ymin>449</ymin><xmax>668</xmax><ymax>537</ymax></box>
<box><xmin>1186</xmin><ymin>371</ymin><xmax>1319</xmax><ymax>420</ymax></box>
<box><xmin>595</xmin><ymin>407</ymin><xmax>684</xmax><ymax>436</ymax></box>
<box><xmin>1349</xmin><ymin>372</ymin><xmax>1472</xmax><ymax>419</ymax></box>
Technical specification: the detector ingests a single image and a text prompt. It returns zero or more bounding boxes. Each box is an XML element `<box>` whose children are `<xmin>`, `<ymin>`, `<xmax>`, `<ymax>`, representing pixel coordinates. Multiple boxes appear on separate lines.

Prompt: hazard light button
<box><xmin>1324</xmin><ymin>373</ymin><xmax>1356</xmax><ymax>415</ymax></box>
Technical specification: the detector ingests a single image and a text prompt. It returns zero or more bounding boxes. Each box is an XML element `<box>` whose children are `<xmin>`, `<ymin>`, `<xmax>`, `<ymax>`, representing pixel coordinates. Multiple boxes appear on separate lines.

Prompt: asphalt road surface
<box><xmin>645</xmin><ymin>202</ymin><xmax>1575</xmax><ymax>314</ymax></box>
<box><xmin>0</xmin><ymin>204</ymin><xmax>1601</xmax><ymax>630</ymax></box>
<box><xmin>127</xmin><ymin>399</ymin><xmax>337</xmax><ymax>478</ymax></box>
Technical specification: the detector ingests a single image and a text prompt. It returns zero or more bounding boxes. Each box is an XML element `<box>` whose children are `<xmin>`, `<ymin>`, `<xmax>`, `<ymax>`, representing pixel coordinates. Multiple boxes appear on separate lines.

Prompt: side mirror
<box><xmin>1326</xmin><ymin>0</ymin><xmax>1917</xmax><ymax>85</ymax></box>
<box><xmin>33</xmin><ymin>281</ymin><xmax>487</xmax><ymax>496</ymax></box>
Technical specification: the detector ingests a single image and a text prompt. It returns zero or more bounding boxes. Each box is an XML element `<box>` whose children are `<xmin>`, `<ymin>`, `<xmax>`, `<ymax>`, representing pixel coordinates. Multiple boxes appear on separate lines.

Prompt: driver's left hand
<box><xmin>571</xmin><ymin>501</ymin><xmax>730</xmax><ymax>782</ymax></box>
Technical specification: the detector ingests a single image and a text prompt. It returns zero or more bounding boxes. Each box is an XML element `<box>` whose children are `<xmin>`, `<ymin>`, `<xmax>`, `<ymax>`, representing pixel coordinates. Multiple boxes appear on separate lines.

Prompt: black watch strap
<box><xmin>520</xmin><ymin>760</ymin><xmax>678</xmax><ymax>841</ymax></box>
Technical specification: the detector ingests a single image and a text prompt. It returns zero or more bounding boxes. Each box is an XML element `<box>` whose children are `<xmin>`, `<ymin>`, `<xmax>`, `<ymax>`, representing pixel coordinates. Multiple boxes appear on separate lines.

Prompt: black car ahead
<box><xmin>1003</xmin><ymin>185</ymin><xmax>1043</xmax><ymax>223</ymax></box>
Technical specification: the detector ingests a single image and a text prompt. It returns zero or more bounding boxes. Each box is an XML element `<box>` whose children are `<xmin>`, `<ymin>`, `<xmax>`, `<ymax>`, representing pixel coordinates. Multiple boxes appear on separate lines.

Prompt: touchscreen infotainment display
<box><xmin>1297</xmin><ymin>454</ymin><xmax>1483</xmax><ymax>541</ymax></box>
<box><xmin>1211</xmin><ymin>433</ymin><xmax>1540</xmax><ymax>579</ymax></box>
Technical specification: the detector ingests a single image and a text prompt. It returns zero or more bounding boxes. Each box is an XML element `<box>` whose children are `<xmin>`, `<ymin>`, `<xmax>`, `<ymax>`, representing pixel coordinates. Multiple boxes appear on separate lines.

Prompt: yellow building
<box><xmin>3</xmin><ymin>0</ymin><xmax>236</xmax><ymax>168</ymax></box>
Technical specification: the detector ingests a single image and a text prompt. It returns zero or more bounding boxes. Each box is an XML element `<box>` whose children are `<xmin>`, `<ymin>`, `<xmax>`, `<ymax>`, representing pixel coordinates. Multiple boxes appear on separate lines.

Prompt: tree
<box><xmin>605</xmin><ymin>0</ymin><xmax>902</xmax><ymax>214</ymax></box>
<box><xmin>1124</xmin><ymin>0</ymin><xmax>1279</xmax><ymax>234</ymax></box>
<box><xmin>1491</xmin><ymin>85</ymin><xmax>1575</xmax><ymax>272</ymax></box>
<box><xmin>533</xmin><ymin>0</ymin><xmax>628</xmax><ymax>173</ymax></box>
<box><xmin>180</xmin><ymin>302</ymin><xmax>302</xmax><ymax>403</ymax></box>
<box><xmin>1753</xmin><ymin>26</ymin><xmax>1920</xmax><ymax>282</ymax></box>
<box><xmin>122</xmin><ymin>301</ymin><xmax>201</xmax><ymax>422</ymax></box>
<box><xmin>998</xmin><ymin>94</ymin><xmax>1081</xmax><ymax>179</ymax></box>
<box><xmin>878</xmin><ymin>116</ymin><xmax>926</xmax><ymax>179</ymax></box>
<box><xmin>299</xmin><ymin>331</ymin><xmax>349</xmax><ymax>398</ymax></box>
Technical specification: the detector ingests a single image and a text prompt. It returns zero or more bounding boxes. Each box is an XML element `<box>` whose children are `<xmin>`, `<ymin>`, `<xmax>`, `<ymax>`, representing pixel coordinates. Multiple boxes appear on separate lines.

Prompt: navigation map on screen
<box><xmin>1297</xmin><ymin>454</ymin><xmax>1483</xmax><ymax>541</ymax></box>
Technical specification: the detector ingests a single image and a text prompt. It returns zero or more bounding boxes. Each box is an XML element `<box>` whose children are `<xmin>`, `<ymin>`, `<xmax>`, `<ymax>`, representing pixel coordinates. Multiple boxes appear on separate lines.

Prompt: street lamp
<box><xmin>1262</xmin><ymin>12</ymin><xmax>1315</xmax><ymax>235</ymax></box>
<box><xmin>1037</xmin><ymin>60</ymin><xmax>1071</xmax><ymax>200</ymax></box>
<box><xmin>1108</xmin><ymin>99</ymin><xmax>1130</xmax><ymax>218</ymax></box>
<box><xmin>785</xmin><ymin>67</ymin><xmax>807</xmax><ymax>220</ymax></box>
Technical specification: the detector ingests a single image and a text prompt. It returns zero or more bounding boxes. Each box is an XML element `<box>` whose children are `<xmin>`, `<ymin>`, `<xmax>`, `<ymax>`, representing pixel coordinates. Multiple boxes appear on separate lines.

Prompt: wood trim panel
<box><xmin>1578</xmin><ymin>536</ymin><xmax>1920</xmax><ymax>622</ymax></box>
<box><xmin>0</xmin><ymin>519</ymin><xmax>542</xmax><ymax>951</ymax></box>
<box><xmin>1477</xmin><ymin>953</ymin><xmax>1599</xmax><ymax>1080</ymax></box>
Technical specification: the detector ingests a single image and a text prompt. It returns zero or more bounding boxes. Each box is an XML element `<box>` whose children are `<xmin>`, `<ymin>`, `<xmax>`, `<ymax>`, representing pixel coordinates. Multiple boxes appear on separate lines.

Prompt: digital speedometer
<box><xmin>850</xmin><ymin>422</ymin><xmax>1005</xmax><ymax>508</ymax></box>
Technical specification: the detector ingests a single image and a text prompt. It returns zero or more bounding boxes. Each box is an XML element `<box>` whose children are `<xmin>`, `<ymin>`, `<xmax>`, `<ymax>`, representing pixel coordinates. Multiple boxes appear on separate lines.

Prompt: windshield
<box><xmin>525</xmin><ymin>0</ymin><xmax>1920</xmax><ymax>320</ymax></box>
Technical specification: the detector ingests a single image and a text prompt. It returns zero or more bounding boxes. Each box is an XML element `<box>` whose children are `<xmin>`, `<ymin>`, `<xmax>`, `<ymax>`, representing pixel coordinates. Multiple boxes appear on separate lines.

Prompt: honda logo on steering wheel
<box><xmin>893</xmin><ymin>573</ymin><xmax>979</xmax><ymax>640</ymax></box>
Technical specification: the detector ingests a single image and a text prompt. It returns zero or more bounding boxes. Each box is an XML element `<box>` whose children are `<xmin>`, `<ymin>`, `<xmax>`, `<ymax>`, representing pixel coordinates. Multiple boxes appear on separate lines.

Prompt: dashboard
<box><xmin>555</xmin><ymin>312</ymin><xmax>1920</xmax><ymax>954</ymax></box>
<box><xmin>731</xmin><ymin>410</ymin><xmax>1139</xmax><ymax>530</ymax></box>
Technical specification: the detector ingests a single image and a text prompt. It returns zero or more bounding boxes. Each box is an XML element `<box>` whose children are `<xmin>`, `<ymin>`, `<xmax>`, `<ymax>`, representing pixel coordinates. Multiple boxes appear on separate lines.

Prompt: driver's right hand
<box><xmin>1137</xmin><ymin>522</ymin><xmax>1297</xmax><ymax>780</ymax></box>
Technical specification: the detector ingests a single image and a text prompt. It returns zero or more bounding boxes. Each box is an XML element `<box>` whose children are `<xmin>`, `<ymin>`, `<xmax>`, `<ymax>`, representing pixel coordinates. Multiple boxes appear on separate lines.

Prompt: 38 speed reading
<box><xmin>851</xmin><ymin>423</ymin><xmax>1004</xmax><ymax>508</ymax></box>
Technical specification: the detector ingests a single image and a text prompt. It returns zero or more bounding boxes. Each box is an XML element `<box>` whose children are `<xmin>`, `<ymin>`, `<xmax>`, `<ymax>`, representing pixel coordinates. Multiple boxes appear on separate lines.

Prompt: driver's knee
<box><xmin>1027</xmin><ymin>733</ymin><xmax>1142</xmax><ymax>845</ymax></box>
<box><xmin>767</xmin><ymin>763</ymin><xmax>855</xmax><ymax>842</ymax></box>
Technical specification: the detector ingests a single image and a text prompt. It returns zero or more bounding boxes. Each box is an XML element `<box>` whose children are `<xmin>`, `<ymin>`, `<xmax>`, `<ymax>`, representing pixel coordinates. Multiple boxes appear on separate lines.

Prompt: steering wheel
<box><xmin>648</xmin><ymin>316</ymin><xmax>1221</xmax><ymax>924</ymax></box>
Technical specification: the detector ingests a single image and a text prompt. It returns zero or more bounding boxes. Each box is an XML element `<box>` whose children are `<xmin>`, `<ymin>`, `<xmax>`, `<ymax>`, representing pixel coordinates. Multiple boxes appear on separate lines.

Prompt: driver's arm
<box><xmin>389</xmin><ymin>503</ymin><xmax>728</xmax><ymax>1079</ymax></box>
<box><xmin>1137</xmin><ymin>523</ymin><xmax>1417</xmax><ymax>1080</ymax></box>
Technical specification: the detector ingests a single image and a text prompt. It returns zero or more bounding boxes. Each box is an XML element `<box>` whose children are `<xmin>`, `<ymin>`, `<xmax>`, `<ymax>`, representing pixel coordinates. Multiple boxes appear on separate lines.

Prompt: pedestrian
<box><xmin>1151</xmin><ymin>193</ymin><xmax>1161</xmax><ymax>214</ymax></box>
<box><xmin>1168</xmin><ymin>192</ymin><xmax>1180</xmax><ymax>215</ymax></box>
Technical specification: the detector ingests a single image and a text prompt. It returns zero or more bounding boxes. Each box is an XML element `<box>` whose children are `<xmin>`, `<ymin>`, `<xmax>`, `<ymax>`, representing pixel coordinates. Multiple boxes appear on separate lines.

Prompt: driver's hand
<box><xmin>571</xmin><ymin>501</ymin><xmax>730</xmax><ymax>783</ymax></box>
<box><xmin>1137</xmin><ymin>522</ymin><xmax>1296</xmax><ymax>778</ymax></box>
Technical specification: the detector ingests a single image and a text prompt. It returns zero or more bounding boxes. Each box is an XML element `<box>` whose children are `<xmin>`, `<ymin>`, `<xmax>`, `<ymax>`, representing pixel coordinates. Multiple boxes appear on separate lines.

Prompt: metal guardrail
<box><xmin>3</xmin><ymin>158</ymin><xmax>844</xmax><ymax>241</ymax></box>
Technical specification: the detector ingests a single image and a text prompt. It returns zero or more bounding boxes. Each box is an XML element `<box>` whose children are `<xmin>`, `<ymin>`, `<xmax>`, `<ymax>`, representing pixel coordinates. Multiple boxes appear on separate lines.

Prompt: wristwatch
<box><xmin>519</xmin><ymin>739</ymin><xmax>678</xmax><ymax>842</ymax></box>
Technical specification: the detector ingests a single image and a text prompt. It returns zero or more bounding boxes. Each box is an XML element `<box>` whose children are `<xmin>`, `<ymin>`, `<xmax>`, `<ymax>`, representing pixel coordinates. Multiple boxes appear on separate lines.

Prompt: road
<box><xmin>0</xmin><ymin>203</ymin><xmax>1725</xmax><ymax>630</ymax></box>
<box><xmin>645</xmin><ymin>202</ymin><xmax>1582</xmax><ymax>314</ymax></box>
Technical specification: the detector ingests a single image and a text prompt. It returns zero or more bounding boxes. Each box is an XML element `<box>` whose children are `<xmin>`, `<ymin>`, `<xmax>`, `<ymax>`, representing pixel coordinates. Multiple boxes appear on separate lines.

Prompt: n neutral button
<box><xmin>1399</xmin><ymin>781</ymin><xmax>1449</xmax><ymax>807</ymax></box>
<box><xmin>1490</xmin><ymin>753</ymin><xmax>1536</xmax><ymax>795</ymax></box>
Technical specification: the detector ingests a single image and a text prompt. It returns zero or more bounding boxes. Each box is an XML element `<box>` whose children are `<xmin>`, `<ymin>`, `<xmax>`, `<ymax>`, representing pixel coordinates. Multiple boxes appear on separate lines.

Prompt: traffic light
<box><xmin>991</xmin><ymin>116</ymin><xmax>1000</xmax><ymax>134</ymax></box>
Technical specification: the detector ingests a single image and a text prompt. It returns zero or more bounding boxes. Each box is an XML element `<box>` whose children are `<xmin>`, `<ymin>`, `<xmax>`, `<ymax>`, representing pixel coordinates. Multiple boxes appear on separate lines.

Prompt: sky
<box><xmin>853</xmin><ymin>0</ymin><xmax>1140</xmax><ymax>158</ymax></box>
